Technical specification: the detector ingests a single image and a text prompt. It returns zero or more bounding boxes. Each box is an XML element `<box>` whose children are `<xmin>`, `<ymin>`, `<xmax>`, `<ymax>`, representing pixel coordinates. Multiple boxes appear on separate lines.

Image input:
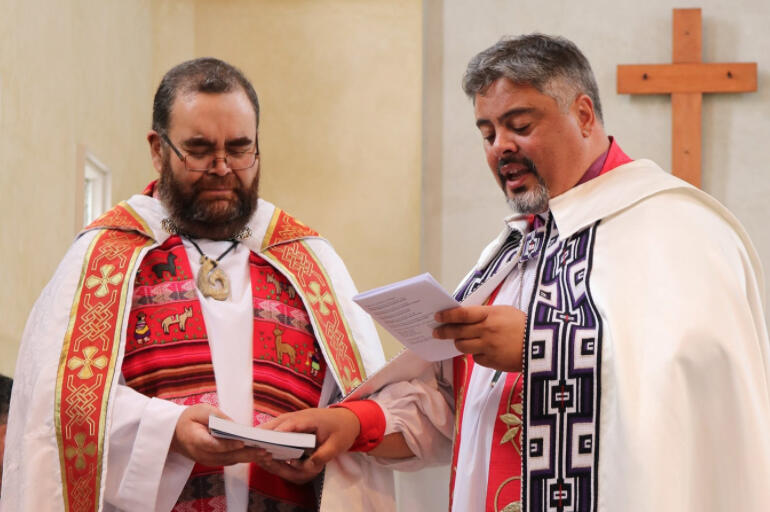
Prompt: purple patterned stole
<box><xmin>522</xmin><ymin>215</ymin><xmax>602</xmax><ymax>512</ymax></box>
<box><xmin>450</xmin><ymin>214</ymin><xmax>603</xmax><ymax>512</ymax></box>
<box><xmin>123</xmin><ymin>236</ymin><xmax>327</xmax><ymax>511</ymax></box>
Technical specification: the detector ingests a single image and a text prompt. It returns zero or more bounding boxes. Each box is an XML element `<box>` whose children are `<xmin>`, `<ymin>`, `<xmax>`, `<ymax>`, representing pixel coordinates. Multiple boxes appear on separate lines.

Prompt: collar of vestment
<box><xmin>547</xmin><ymin>159</ymin><xmax>695</xmax><ymax>240</ymax></box>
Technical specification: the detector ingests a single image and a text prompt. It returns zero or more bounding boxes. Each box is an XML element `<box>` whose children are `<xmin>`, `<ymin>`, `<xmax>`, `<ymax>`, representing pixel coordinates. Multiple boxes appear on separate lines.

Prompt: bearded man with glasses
<box><xmin>2</xmin><ymin>58</ymin><xmax>392</xmax><ymax>511</ymax></box>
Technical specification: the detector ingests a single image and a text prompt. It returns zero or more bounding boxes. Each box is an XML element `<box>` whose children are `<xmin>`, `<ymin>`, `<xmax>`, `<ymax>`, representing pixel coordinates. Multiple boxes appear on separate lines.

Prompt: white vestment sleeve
<box><xmin>369</xmin><ymin>361</ymin><xmax>454</xmax><ymax>471</ymax></box>
<box><xmin>103</xmin><ymin>384</ymin><xmax>194</xmax><ymax>512</ymax></box>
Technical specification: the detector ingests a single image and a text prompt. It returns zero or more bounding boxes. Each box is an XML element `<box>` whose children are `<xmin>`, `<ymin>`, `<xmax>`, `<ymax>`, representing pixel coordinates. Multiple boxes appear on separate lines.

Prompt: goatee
<box><xmin>498</xmin><ymin>156</ymin><xmax>549</xmax><ymax>215</ymax></box>
<box><xmin>157</xmin><ymin>155</ymin><xmax>259</xmax><ymax>240</ymax></box>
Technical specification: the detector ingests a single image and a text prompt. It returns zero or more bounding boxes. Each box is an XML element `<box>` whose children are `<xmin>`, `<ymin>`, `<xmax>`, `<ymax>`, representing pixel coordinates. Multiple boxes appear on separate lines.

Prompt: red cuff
<box><xmin>331</xmin><ymin>400</ymin><xmax>386</xmax><ymax>452</ymax></box>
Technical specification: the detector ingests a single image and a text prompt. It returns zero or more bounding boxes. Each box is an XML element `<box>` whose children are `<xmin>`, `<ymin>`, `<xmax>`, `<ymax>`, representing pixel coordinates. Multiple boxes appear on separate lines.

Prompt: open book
<box><xmin>208</xmin><ymin>416</ymin><xmax>316</xmax><ymax>460</ymax></box>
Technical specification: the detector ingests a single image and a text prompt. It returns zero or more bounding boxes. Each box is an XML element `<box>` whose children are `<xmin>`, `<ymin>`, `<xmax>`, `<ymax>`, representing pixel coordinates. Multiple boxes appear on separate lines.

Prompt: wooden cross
<box><xmin>617</xmin><ymin>8</ymin><xmax>757</xmax><ymax>188</ymax></box>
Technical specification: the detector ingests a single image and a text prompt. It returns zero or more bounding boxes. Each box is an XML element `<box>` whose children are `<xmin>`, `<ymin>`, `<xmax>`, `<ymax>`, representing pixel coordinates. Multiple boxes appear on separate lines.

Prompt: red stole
<box><xmin>122</xmin><ymin>236</ymin><xmax>327</xmax><ymax>510</ymax></box>
<box><xmin>486</xmin><ymin>372</ymin><xmax>524</xmax><ymax>511</ymax></box>
<box><xmin>449</xmin><ymin>360</ymin><xmax>524</xmax><ymax>512</ymax></box>
<box><xmin>448</xmin><ymin>284</ymin><xmax>524</xmax><ymax>512</ymax></box>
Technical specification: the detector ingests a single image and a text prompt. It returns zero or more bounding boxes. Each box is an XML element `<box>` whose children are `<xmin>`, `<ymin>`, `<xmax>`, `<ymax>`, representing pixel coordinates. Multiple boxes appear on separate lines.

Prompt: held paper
<box><xmin>353</xmin><ymin>273</ymin><xmax>462</xmax><ymax>361</ymax></box>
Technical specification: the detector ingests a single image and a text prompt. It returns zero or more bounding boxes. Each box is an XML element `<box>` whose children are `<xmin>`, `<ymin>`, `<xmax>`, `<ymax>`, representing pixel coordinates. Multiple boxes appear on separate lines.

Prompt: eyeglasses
<box><xmin>161</xmin><ymin>133</ymin><xmax>259</xmax><ymax>172</ymax></box>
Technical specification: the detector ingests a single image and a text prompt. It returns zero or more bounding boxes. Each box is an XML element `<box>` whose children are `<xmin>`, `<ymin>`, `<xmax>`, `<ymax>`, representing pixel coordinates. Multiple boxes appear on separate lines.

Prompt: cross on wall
<box><xmin>617</xmin><ymin>8</ymin><xmax>757</xmax><ymax>188</ymax></box>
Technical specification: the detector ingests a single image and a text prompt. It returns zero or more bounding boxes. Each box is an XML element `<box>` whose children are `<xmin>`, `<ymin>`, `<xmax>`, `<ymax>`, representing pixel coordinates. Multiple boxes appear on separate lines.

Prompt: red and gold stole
<box><xmin>449</xmin><ymin>358</ymin><xmax>524</xmax><ymax>512</ymax></box>
<box><xmin>54</xmin><ymin>203</ymin><xmax>153</xmax><ymax>512</ymax></box>
<box><xmin>259</xmin><ymin>208</ymin><xmax>367</xmax><ymax>396</ymax></box>
<box><xmin>123</xmin><ymin>236</ymin><xmax>327</xmax><ymax>511</ymax></box>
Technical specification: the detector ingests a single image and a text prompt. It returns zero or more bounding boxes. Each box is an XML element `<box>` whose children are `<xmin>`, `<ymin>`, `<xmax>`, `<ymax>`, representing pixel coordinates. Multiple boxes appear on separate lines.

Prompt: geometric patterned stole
<box><xmin>447</xmin><ymin>145</ymin><xmax>622</xmax><ymax>512</ymax></box>
<box><xmin>519</xmin><ymin>144</ymin><xmax>624</xmax><ymax>512</ymax></box>
<box><xmin>54</xmin><ymin>203</ymin><xmax>153</xmax><ymax>512</ymax></box>
<box><xmin>522</xmin><ymin>216</ymin><xmax>602</xmax><ymax>512</ymax></box>
<box><xmin>122</xmin><ymin>235</ymin><xmax>326</xmax><ymax>511</ymax></box>
<box><xmin>447</xmin><ymin>215</ymin><xmax>603</xmax><ymax>512</ymax></box>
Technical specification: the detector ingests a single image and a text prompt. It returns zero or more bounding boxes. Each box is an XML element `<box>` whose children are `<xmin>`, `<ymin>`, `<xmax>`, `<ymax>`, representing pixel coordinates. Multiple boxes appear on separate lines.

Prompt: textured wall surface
<box><xmin>0</xmin><ymin>0</ymin><xmax>155</xmax><ymax>375</ymax></box>
<box><xmin>193</xmin><ymin>0</ymin><xmax>423</xmax><ymax>357</ymax></box>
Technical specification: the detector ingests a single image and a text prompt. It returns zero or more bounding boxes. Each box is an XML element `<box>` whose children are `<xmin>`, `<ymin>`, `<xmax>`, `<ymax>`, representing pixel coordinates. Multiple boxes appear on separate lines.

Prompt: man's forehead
<box><xmin>167</xmin><ymin>89</ymin><xmax>256</xmax><ymax>133</ymax></box>
<box><xmin>474</xmin><ymin>79</ymin><xmax>559</xmax><ymax>119</ymax></box>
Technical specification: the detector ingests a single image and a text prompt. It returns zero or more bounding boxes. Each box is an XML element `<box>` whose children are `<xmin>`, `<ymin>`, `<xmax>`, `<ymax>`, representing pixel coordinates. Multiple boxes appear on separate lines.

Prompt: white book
<box><xmin>353</xmin><ymin>273</ymin><xmax>462</xmax><ymax>361</ymax></box>
<box><xmin>208</xmin><ymin>415</ymin><xmax>316</xmax><ymax>460</ymax></box>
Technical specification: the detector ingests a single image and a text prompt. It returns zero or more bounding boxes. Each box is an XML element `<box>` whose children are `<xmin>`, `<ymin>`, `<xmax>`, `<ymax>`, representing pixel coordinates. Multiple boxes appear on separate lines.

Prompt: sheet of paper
<box><xmin>353</xmin><ymin>273</ymin><xmax>462</xmax><ymax>361</ymax></box>
<box><xmin>208</xmin><ymin>416</ymin><xmax>316</xmax><ymax>460</ymax></box>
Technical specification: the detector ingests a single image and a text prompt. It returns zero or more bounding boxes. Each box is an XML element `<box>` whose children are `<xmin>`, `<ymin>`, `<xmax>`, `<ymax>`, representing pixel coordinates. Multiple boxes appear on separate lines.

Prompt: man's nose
<box><xmin>208</xmin><ymin>155</ymin><xmax>232</xmax><ymax>176</ymax></box>
<box><xmin>492</xmin><ymin>132</ymin><xmax>519</xmax><ymax>156</ymax></box>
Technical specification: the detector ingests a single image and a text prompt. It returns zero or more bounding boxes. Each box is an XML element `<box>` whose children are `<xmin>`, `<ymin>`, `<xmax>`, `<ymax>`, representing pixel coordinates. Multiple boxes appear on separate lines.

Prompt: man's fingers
<box><xmin>256</xmin><ymin>458</ymin><xmax>319</xmax><ymax>484</ymax></box>
<box><xmin>307</xmin><ymin>438</ymin><xmax>345</xmax><ymax>468</ymax></box>
<box><xmin>262</xmin><ymin>415</ymin><xmax>316</xmax><ymax>434</ymax></box>
<box><xmin>454</xmin><ymin>337</ymin><xmax>484</xmax><ymax>355</ymax></box>
<box><xmin>219</xmin><ymin>446</ymin><xmax>269</xmax><ymax>466</ymax></box>
<box><xmin>433</xmin><ymin>322</ymin><xmax>482</xmax><ymax>340</ymax></box>
<box><xmin>186</xmin><ymin>403</ymin><xmax>230</xmax><ymax>423</ymax></box>
<box><xmin>206</xmin><ymin>436</ymin><xmax>246</xmax><ymax>453</ymax></box>
<box><xmin>258</xmin><ymin>416</ymin><xmax>285</xmax><ymax>430</ymax></box>
<box><xmin>435</xmin><ymin>306</ymin><xmax>489</xmax><ymax>324</ymax></box>
<box><xmin>187</xmin><ymin>424</ymin><xmax>245</xmax><ymax>454</ymax></box>
<box><xmin>471</xmin><ymin>352</ymin><xmax>491</xmax><ymax>368</ymax></box>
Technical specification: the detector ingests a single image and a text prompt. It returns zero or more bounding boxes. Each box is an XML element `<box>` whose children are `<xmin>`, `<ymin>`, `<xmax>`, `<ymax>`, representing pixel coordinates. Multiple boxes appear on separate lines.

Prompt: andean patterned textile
<box><xmin>123</xmin><ymin>236</ymin><xmax>327</xmax><ymax>511</ymax></box>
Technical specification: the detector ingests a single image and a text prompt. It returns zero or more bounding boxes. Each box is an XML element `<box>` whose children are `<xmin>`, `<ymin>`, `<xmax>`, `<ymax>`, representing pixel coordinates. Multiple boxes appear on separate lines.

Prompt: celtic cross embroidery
<box><xmin>64</xmin><ymin>432</ymin><xmax>98</xmax><ymax>471</ymax></box>
<box><xmin>85</xmin><ymin>264</ymin><xmax>124</xmax><ymax>298</ymax></box>
<box><xmin>67</xmin><ymin>346</ymin><xmax>109</xmax><ymax>379</ymax></box>
<box><xmin>307</xmin><ymin>281</ymin><xmax>333</xmax><ymax>315</ymax></box>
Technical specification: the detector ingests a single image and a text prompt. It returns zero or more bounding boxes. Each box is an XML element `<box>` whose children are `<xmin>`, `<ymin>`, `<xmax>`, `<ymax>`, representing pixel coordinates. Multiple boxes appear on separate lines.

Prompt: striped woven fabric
<box><xmin>123</xmin><ymin>236</ymin><xmax>326</xmax><ymax>511</ymax></box>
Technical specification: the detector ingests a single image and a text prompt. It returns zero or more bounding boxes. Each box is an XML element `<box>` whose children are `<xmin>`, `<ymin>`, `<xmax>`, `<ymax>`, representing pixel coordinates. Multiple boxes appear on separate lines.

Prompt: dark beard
<box><xmin>157</xmin><ymin>155</ymin><xmax>259</xmax><ymax>240</ymax></box>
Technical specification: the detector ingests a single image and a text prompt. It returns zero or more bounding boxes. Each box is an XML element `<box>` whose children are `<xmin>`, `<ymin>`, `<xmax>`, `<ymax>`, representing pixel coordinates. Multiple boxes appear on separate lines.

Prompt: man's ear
<box><xmin>572</xmin><ymin>94</ymin><xmax>596</xmax><ymax>137</ymax></box>
<box><xmin>147</xmin><ymin>131</ymin><xmax>164</xmax><ymax>173</ymax></box>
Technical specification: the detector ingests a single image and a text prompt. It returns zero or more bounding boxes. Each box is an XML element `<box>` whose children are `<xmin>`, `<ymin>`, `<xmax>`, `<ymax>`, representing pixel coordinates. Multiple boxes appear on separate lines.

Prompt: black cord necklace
<box><xmin>185</xmin><ymin>237</ymin><xmax>239</xmax><ymax>301</ymax></box>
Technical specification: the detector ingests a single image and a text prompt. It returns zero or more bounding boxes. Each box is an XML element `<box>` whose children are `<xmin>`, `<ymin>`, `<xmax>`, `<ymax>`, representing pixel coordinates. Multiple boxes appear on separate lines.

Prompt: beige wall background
<box><xmin>0</xmin><ymin>0</ymin><xmax>422</xmax><ymax>377</ymax></box>
<box><xmin>0</xmin><ymin>0</ymin><xmax>156</xmax><ymax>376</ymax></box>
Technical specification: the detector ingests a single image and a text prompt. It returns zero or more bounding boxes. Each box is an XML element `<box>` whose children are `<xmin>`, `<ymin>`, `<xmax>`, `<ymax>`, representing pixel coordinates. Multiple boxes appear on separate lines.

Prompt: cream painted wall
<box><xmin>192</xmin><ymin>0</ymin><xmax>423</xmax><ymax>357</ymax></box>
<box><xmin>0</xmin><ymin>0</ymin><xmax>156</xmax><ymax>376</ymax></box>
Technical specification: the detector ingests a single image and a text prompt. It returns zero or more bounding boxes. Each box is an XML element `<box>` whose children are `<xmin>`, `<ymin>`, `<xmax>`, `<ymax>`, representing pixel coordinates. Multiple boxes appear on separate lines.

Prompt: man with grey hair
<box><xmin>265</xmin><ymin>34</ymin><xmax>770</xmax><ymax>511</ymax></box>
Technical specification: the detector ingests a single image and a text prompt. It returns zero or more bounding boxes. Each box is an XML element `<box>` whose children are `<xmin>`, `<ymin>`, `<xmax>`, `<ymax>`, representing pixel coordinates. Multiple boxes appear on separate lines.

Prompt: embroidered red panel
<box><xmin>84</xmin><ymin>202</ymin><xmax>152</xmax><ymax>237</ymax></box>
<box><xmin>123</xmin><ymin>239</ymin><xmax>324</xmax><ymax>509</ymax></box>
<box><xmin>123</xmin><ymin>237</ymin><xmax>213</xmax><ymax>402</ymax></box>
<box><xmin>250</xmin><ymin>253</ymin><xmax>327</xmax><ymax>418</ymax></box>
<box><xmin>485</xmin><ymin>373</ymin><xmax>524</xmax><ymax>512</ymax></box>
<box><xmin>449</xmin><ymin>354</ymin><xmax>473</xmax><ymax>512</ymax></box>
<box><xmin>55</xmin><ymin>228</ymin><xmax>151</xmax><ymax>512</ymax></box>
<box><xmin>263</xmin><ymin>208</ymin><xmax>319</xmax><ymax>250</ymax></box>
<box><xmin>263</xmin><ymin>240</ymin><xmax>365</xmax><ymax>395</ymax></box>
